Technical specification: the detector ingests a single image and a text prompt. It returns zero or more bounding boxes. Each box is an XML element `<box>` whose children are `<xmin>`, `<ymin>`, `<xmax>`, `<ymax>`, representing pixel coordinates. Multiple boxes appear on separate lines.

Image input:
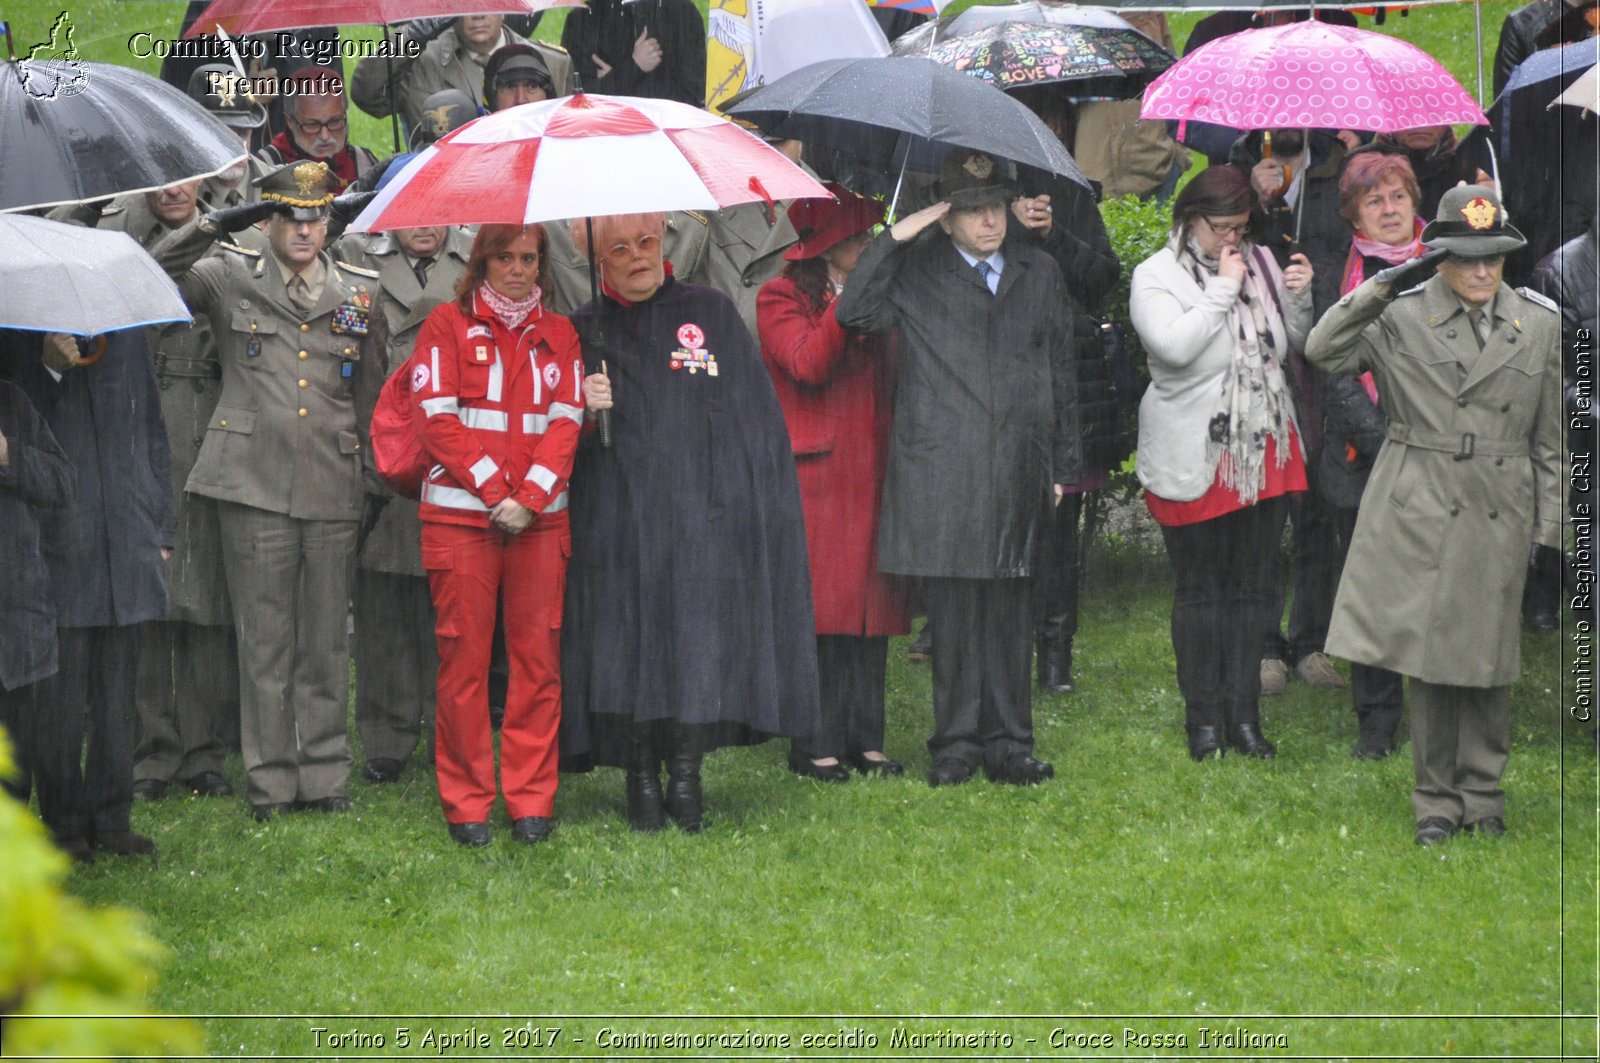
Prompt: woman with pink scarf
<box><xmin>1315</xmin><ymin>153</ymin><xmax>1422</xmax><ymax>762</ymax></box>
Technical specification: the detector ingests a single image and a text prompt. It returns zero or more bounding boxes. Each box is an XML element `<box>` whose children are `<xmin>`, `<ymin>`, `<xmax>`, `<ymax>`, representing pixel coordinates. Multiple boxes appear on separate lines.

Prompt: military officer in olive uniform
<box><xmin>1305</xmin><ymin>185</ymin><xmax>1562</xmax><ymax>846</ymax></box>
<box><xmin>159</xmin><ymin>161</ymin><xmax>387</xmax><ymax>821</ymax></box>
<box><xmin>334</xmin><ymin>223</ymin><xmax>472</xmax><ymax>782</ymax></box>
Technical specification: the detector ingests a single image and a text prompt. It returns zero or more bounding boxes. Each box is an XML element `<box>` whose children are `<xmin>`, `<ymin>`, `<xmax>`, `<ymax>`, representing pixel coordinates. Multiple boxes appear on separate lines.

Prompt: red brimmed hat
<box><xmin>784</xmin><ymin>182</ymin><xmax>885</xmax><ymax>261</ymax></box>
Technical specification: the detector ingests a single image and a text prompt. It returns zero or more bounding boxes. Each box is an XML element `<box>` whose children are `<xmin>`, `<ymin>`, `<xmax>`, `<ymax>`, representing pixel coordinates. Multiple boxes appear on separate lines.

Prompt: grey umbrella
<box><xmin>0</xmin><ymin>21</ymin><xmax>245</xmax><ymax>212</ymax></box>
<box><xmin>0</xmin><ymin>214</ymin><xmax>191</xmax><ymax>335</ymax></box>
<box><xmin>725</xmin><ymin>56</ymin><xmax>1088</xmax><ymax>190</ymax></box>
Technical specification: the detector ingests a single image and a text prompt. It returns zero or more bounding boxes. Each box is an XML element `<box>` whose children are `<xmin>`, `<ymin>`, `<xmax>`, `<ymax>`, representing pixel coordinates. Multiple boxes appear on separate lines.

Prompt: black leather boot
<box><xmin>1036</xmin><ymin>637</ymin><xmax>1074</xmax><ymax>693</ymax></box>
<box><xmin>664</xmin><ymin>751</ymin><xmax>704</xmax><ymax>833</ymax></box>
<box><xmin>625</xmin><ymin>737</ymin><xmax>664</xmax><ymax>832</ymax></box>
<box><xmin>1186</xmin><ymin>702</ymin><xmax>1224</xmax><ymax>761</ymax></box>
<box><xmin>1227</xmin><ymin>722</ymin><xmax>1277</xmax><ymax>759</ymax></box>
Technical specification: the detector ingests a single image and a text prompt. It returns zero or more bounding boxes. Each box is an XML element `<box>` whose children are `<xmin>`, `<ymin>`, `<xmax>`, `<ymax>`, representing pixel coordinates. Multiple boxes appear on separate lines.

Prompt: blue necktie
<box><xmin>974</xmin><ymin>259</ymin><xmax>993</xmax><ymax>293</ymax></box>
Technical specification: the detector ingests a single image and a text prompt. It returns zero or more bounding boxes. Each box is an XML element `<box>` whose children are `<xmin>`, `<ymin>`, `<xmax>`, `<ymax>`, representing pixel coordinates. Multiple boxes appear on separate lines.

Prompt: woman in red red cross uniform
<box><xmin>410</xmin><ymin>223</ymin><xmax>584</xmax><ymax>848</ymax></box>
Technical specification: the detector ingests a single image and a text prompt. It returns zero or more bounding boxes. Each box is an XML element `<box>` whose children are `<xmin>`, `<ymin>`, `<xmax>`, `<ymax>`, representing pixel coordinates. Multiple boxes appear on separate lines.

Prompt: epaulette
<box><xmin>218</xmin><ymin>241</ymin><xmax>261</xmax><ymax>257</ymax></box>
<box><xmin>1394</xmin><ymin>284</ymin><xmax>1425</xmax><ymax>298</ymax></box>
<box><xmin>539</xmin><ymin>41</ymin><xmax>569</xmax><ymax>55</ymax></box>
<box><xmin>336</xmin><ymin>260</ymin><xmax>380</xmax><ymax>279</ymax></box>
<box><xmin>1516</xmin><ymin>287</ymin><xmax>1559</xmax><ymax>314</ymax></box>
<box><xmin>100</xmin><ymin>203</ymin><xmax>126</xmax><ymax>217</ymax></box>
<box><xmin>678</xmin><ymin>210</ymin><xmax>710</xmax><ymax>227</ymax></box>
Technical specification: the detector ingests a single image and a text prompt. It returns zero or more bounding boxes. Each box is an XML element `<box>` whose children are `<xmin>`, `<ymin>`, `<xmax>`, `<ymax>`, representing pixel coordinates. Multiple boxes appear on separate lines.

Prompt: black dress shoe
<box><xmin>1415</xmin><ymin>816</ymin><xmax>1458</xmax><ymax>846</ymax></box>
<box><xmin>665</xmin><ymin>752</ymin><xmax>704</xmax><ymax>833</ymax></box>
<box><xmin>131</xmin><ymin>778</ymin><xmax>167</xmax><ymax>802</ymax></box>
<box><xmin>183</xmin><ymin>771</ymin><xmax>234</xmax><ymax>797</ymax></box>
<box><xmin>1464</xmin><ymin>816</ymin><xmax>1506</xmax><ymax>837</ymax></box>
<box><xmin>927</xmin><ymin>756</ymin><xmax>975</xmax><ymax>788</ymax></box>
<box><xmin>1227</xmin><ymin>722</ymin><xmax>1277</xmax><ymax>759</ymax></box>
<box><xmin>788</xmin><ymin>754</ymin><xmax>850</xmax><ymax>783</ymax></box>
<box><xmin>297</xmin><ymin>796</ymin><xmax>352</xmax><ymax>814</ymax></box>
<box><xmin>846</xmin><ymin>753</ymin><xmax>904</xmax><ymax>777</ymax></box>
<box><xmin>511</xmin><ymin>816</ymin><xmax>554</xmax><ymax>844</ymax></box>
<box><xmin>985</xmin><ymin>754</ymin><xmax>1055</xmax><ymax>785</ymax></box>
<box><xmin>448</xmin><ymin>821</ymin><xmax>490</xmax><ymax>847</ymax></box>
<box><xmin>1187</xmin><ymin>726</ymin><xmax>1224</xmax><ymax>762</ymax></box>
<box><xmin>361</xmin><ymin>758</ymin><xmax>403</xmax><ymax>784</ymax></box>
<box><xmin>92</xmin><ymin>830</ymin><xmax>157</xmax><ymax>857</ymax></box>
<box><xmin>252</xmin><ymin>802</ymin><xmax>292</xmax><ymax>823</ymax></box>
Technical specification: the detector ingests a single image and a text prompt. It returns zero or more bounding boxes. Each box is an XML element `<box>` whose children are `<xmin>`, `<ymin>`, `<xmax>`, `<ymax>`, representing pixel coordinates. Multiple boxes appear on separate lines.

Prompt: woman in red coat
<box><xmin>410</xmin><ymin>223</ymin><xmax>584</xmax><ymax>847</ymax></box>
<box><xmin>757</xmin><ymin>185</ymin><xmax>909</xmax><ymax>781</ymax></box>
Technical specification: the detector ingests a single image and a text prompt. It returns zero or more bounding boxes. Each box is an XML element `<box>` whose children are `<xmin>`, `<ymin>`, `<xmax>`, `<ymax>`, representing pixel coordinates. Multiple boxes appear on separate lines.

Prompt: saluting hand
<box><xmin>889</xmin><ymin>202</ymin><xmax>949</xmax><ymax>243</ymax></box>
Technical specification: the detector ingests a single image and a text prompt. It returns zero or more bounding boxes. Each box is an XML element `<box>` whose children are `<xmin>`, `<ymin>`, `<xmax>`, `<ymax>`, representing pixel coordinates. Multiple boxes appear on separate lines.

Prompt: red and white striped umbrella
<box><xmin>350</xmin><ymin>92</ymin><xmax>830</xmax><ymax>232</ymax></box>
<box><xmin>1140</xmin><ymin>21</ymin><xmax>1487</xmax><ymax>134</ymax></box>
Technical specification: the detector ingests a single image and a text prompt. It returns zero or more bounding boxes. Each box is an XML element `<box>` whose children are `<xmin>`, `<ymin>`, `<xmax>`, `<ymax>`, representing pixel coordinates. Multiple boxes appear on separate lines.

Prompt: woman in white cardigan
<box><xmin>1130</xmin><ymin>166</ymin><xmax>1314</xmax><ymax>761</ymax></box>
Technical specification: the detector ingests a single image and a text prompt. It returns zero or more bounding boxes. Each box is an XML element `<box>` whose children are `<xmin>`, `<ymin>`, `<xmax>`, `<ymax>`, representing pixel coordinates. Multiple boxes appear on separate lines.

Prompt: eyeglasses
<box><xmin>1201</xmin><ymin>217</ymin><xmax>1251</xmax><ymax>237</ymax></box>
<box><xmin>290</xmin><ymin>115</ymin><xmax>347</xmax><ymax>135</ymax></box>
<box><xmin>602</xmin><ymin>234</ymin><xmax>661</xmax><ymax>266</ymax></box>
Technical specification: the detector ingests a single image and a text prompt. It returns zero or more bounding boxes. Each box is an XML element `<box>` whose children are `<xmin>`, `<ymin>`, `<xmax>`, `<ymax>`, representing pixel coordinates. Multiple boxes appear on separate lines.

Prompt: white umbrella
<box><xmin>0</xmin><ymin>214</ymin><xmax>191</xmax><ymax>335</ymax></box>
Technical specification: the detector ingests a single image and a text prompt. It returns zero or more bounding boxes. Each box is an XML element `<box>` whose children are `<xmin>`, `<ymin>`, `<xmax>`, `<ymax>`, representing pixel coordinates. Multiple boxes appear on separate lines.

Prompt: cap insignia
<box><xmin>962</xmin><ymin>153</ymin><xmax>995</xmax><ymax>180</ymax></box>
<box><xmin>1460</xmin><ymin>197</ymin><xmax>1497</xmax><ymax>231</ymax></box>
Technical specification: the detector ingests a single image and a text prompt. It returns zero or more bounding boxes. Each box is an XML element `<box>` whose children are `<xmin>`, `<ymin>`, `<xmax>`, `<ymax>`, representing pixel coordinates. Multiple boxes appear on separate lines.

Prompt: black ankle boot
<box><xmin>625</xmin><ymin>739</ymin><xmax>664</xmax><ymax>832</ymax></box>
<box><xmin>664</xmin><ymin>751</ymin><xmax>704</xmax><ymax>833</ymax></box>
<box><xmin>1187</xmin><ymin>726</ymin><xmax>1223</xmax><ymax>761</ymax></box>
<box><xmin>1228</xmin><ymin>722</ymin><xmax>1276</xmax><ymax>759</ymax></box>
<box><xmin>1036</xmin><ymin>638</ymin><xmax>1074</xmax><ymax>693</ymax></box>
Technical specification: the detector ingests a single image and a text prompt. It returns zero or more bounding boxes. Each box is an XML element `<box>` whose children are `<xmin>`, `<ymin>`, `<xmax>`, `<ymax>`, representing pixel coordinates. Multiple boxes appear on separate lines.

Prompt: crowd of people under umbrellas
<box><xmin>0</xmin><ymin>0</ymin><xmax>1591</xmax><ymax>859</ymax></box>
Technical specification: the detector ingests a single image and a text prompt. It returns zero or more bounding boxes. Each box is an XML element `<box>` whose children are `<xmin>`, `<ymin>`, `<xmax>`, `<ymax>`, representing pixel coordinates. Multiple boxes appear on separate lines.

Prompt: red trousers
<box><xmin>421</xmin><ymin>517</ymin><xmax>568</xmax><ymax>823</ymax></box>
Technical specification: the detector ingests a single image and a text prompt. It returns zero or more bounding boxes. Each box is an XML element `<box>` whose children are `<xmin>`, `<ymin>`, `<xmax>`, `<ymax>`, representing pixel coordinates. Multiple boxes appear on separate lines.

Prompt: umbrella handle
<box><xmin>75</xmin><ymin>335</ymin><xmax>107</xmax><ymax>367</ymax></box>
<box><xmin>584</xmin><ymin>217</ymin><xmax>613</xmax><ymax>449</ymax></box>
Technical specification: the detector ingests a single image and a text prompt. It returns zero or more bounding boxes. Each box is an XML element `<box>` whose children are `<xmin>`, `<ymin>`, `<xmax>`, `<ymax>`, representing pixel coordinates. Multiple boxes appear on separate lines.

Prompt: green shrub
<box><xmin>0</xmin><ymin>729</ymin><xmax>202</xmax><ymax>1060</ymax></box>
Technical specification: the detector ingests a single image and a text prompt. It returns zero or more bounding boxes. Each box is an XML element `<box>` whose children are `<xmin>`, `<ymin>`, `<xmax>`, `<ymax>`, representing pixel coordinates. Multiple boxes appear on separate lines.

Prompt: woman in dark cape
<box><xmin>560</xmin><ymin>212</ymin><xmax>820</xmax><ymax>833</ymax></box>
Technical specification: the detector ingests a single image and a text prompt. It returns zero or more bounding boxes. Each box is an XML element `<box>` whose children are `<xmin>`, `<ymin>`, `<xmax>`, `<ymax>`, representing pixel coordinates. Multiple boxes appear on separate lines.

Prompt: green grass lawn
<box><xmin>5</xmin><ymin>1</ymin><xmax>1595</xmax><ymax>1058</ymax></box>
<box><xmin>45</xmin><ymin>542</ymin><xmax>1596</xmax><ymax>1060</ymax></box>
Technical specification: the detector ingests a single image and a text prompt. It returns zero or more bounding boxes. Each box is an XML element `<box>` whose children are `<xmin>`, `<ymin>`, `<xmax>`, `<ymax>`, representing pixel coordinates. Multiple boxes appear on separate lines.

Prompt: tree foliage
<box><xmin>0</xmin><ymin>729</ymin><xmax>202</xmax><ymax>1060</ymax></box>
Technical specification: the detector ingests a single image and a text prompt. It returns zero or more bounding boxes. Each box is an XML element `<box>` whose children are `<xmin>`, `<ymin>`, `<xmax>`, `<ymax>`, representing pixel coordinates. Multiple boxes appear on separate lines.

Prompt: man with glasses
<box><xmin>836</xmin><ymin>150</ymin><xmax>1080</xmax><ymax>789</ymax></box>
<box><xmin>261</xmin><ymin>74</ymin><xmax>378</xmax><ymax>193</ymax></box>
<box><xmin>1306</xmin><ymin>184</ymin><xmax>1562</xmax><ymax>846</ymax></box>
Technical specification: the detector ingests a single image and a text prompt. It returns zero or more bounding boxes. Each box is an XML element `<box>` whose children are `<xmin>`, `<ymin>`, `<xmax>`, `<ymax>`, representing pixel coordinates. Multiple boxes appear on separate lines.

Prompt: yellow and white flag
<box><xmin>707</xmin><ymin>0</ymin><xmax>889</xmax><ymax>112</ymax></box>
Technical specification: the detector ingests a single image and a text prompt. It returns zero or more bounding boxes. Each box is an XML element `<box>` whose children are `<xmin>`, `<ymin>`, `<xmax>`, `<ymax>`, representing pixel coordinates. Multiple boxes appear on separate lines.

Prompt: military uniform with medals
<box><xmin>163</xmin><ymin>162</ymin><xmax>387</xmax><ymax>817</ymax></box>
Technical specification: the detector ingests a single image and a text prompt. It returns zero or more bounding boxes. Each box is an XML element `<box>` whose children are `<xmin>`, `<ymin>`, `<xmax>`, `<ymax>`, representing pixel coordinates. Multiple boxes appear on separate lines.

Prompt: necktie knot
<box><xmin>974</xmin><ymin>258</ymin><xmax>994</xmax><ymax>293</ymax></box>
<box><xmin>287</xmin><ymin>274</ymin><xmax>314</xmax><ymax>312</ymax></box>
<box><xmin>414</xmin><ymin>255</ymin><xmax>434</xmax><ymax>288</ymax></box>
<box><xmin>1468</xmin><ymin>308</ymin><xmax>1486</xmax><ymax>350</ymax></box>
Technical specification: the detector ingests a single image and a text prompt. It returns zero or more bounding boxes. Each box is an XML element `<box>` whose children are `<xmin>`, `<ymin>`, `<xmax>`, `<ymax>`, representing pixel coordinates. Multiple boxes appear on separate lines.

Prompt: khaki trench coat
<box><xmin>1304</xmin><ymin>274</ymin><xmax>1562</xmax><ymax>686</ymax></box>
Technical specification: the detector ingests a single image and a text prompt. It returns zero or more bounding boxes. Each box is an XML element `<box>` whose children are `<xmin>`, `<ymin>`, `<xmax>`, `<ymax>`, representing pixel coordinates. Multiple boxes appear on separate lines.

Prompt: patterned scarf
<box><xmin>478</xmin><ymin>281</ymin><xmax>541</xmax><ymax>331</ymax></box>
<box><xmin>1177</xmin><ymin>235</ymin><xmax>1297</xmax><ymax>506</ymax></box>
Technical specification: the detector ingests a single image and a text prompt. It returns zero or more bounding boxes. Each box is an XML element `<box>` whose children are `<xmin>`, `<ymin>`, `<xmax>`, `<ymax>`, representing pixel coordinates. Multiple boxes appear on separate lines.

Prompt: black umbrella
<box><xmin>725</xmin><ymin>56</ymin><xmax>1088</xmax><ymax>195</ymax></box>
<box><xmin>0</xmin><ymin>23</ymin><xmax>245</xmax><ymax>212</ymax></box>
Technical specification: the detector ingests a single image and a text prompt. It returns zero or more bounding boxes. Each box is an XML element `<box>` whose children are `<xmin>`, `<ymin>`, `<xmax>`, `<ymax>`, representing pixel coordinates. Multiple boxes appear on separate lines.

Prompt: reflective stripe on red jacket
<box><xmin>411</xmin><ymin>291</ymin><xmax>584</xmax><ymax>528</ymax></box>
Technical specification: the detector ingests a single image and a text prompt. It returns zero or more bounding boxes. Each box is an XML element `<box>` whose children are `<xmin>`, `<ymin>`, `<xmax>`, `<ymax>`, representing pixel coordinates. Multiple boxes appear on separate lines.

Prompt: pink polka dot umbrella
<box><xmin>1139</xmin><ymin>20</ymin><xmax>1487</xmax><ymax>135</ymax></box>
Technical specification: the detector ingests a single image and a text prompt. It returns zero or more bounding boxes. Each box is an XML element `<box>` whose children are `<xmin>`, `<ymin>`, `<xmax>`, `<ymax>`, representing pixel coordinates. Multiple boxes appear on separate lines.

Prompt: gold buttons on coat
<box><xmin>219</xmin><ymin>419</ymin><xmax>228</xmax><ymax>427</ymax></box>
<box><xmin>300</xmin><ymin>323</ymin><xmax>310</xmax><ymax>333</ymax></box>
<box><xmin>299</xmin><ymin>379</ymin><xmax>309</xmax><ymax>389</ymax></box>
<box><xmin>298</xmin><ymin>407</ymin><xmax>308</xmax><ymax>417</ymax></box>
